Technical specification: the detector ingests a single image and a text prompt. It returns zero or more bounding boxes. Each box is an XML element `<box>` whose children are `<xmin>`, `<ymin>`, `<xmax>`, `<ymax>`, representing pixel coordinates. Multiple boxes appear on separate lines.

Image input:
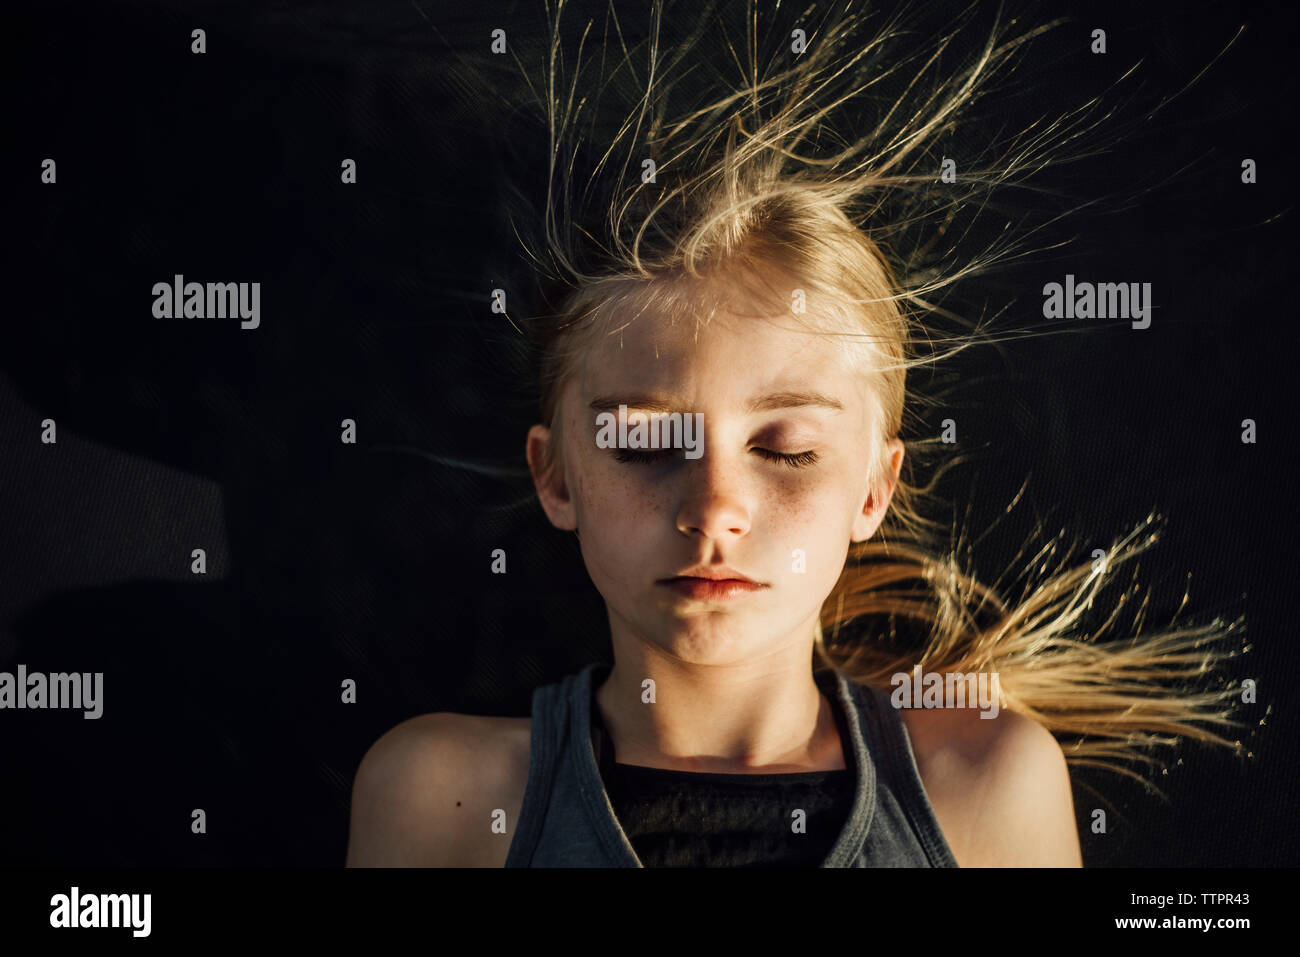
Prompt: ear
<box><xmin>851</xmin><ymin>437</ymin><xmax>904</xmax><ymax>543</ymax></box>
<box><xmin>526</xmin><ymin>424</ymin><xmax>578</xmax><ymax>531</ymax></box>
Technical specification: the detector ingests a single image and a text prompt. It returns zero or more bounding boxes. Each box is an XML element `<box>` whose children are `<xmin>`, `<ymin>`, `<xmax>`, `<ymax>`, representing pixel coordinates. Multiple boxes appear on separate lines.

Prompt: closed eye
<box><xmin>611</xmin><ymin>448</ymin><xmax>819</xmax><ymax>469</ymax></box>
<box><xmin>754</xmin><ymin>448</ymin><xmax>819</xmax><ymax>469</ymax></box>
<box><xmin>611</xmin><ymin>448</ymin><xmax>672</xmax><ymax>464</ymax></box>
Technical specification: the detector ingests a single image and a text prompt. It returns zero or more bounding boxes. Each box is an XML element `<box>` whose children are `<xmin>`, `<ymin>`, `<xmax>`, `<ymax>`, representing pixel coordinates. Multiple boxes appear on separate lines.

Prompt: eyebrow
<box><xmin>588</xmin><ymin>390</ymin><xmax>845</xmax><ymax>414</ymax></box>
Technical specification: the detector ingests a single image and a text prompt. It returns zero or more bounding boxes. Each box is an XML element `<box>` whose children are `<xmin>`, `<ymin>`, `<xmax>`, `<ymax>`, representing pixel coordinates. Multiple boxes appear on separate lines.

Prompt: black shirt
<box><xmin>589</xmin><ymin>671</ymin><xmax>857</xmax><ymax>867</ymax></box>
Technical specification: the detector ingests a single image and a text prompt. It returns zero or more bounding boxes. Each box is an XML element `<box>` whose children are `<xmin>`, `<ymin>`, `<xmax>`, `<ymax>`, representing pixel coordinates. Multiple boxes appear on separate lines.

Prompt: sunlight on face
<box><xmin>558</xmin><ymin>306</ymin><xmax>886</xmax><ymax>666</ymax></box>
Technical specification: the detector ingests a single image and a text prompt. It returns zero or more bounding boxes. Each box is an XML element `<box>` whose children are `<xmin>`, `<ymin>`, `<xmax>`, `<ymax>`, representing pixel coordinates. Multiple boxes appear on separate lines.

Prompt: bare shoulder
<box><xmin>345</xmin><ymin>712</ymin><xmax>532</xmax><ymax>867</ymax></box>
<box><xmin>899</xmin><ymin>705</ymin><xmax>1082</xmax><ymax>867</ymax></box>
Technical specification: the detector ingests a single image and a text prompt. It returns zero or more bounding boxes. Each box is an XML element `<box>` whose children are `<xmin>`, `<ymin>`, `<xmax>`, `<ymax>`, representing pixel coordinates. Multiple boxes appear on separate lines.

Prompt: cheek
<box><xmin>764</xmin><ymin>471</ymin><xmax>821</xmax><ymax>526</ymax></box>
<box><xmin>762</xmin><ymin>467</ymin><xmax>854</xmax><ymax>536</ymax></box>
<box><xmin>566</xmin><ymin>403</ymin><xmax>668</xmax><ymax>538</ymax></box>
<box><xmin>571</xmin><ymin>465</ymin><xmax>677</xmax><ymax>598</ymax></box>
<box><xmin>763</xmin><ymin>468</ymin><xmax>861</xmax><ymax>581</ymax></box>
<box><xmin>573</xmin><ymin>458</ymin><xmax>670</xmax><ymax>549</ymax></box>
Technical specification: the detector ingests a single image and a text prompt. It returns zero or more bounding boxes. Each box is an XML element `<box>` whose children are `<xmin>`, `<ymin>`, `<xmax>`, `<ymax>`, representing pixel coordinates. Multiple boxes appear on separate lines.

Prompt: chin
<box><xmin>646</xmin><ymin>615</ymin><xmax>772</xmax><ymax>666</ymax></box>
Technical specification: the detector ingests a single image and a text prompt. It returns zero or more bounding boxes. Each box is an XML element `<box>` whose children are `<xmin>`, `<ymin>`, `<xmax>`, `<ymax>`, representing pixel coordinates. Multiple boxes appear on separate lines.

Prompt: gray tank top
<box><xmin>504</xmin><ymin>662</ymin><xmax>959</xmax><ymax>867</ymax></box>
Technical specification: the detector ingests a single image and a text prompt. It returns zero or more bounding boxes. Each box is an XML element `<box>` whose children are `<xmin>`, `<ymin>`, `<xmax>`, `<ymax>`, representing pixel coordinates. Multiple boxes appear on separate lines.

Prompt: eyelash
<box><xmin>612</xmin><ymin>448</ymin><xmax>820</xmax><ymax>469</ymax></box>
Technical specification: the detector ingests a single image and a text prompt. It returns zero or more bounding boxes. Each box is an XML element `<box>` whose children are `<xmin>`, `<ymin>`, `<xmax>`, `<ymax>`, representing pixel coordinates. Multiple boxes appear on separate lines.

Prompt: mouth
<box><xmin>657</xmin><ymin>576</ymin><xmax>769</xmax><ymax>602</ymax></box>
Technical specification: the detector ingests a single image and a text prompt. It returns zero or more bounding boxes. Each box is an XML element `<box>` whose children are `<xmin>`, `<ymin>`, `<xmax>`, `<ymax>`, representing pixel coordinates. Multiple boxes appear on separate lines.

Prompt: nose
<box><xmin>674</xmin><ymin>451</ymin><xmax>751</xmax><ymax>541</ymax></box>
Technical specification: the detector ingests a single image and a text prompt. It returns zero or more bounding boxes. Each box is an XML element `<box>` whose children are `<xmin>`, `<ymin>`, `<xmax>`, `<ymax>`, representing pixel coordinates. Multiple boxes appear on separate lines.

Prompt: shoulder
<box><xmin>899</xmin><ymin>704</ymin><xmax>1082</xmax><ymax>867</ymax></box>
<box><xmin>345</xmin><ymin>712</ymin><xmax>532</xmax><ymax>867</ymax></box>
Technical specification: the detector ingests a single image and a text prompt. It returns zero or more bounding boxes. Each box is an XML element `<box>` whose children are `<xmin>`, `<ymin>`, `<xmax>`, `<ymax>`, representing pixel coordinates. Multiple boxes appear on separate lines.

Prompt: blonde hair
<box><xmin>501</xmin><ymin>0</ymin><xmax>1249</xmax><ymax>790</ymax></box>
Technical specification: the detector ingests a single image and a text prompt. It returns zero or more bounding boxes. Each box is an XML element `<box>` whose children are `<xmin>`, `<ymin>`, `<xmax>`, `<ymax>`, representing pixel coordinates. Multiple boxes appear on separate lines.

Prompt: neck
<box><xmin>593</xmin><ymin>614</ymin><xmax>847</xmax><ymax>774</ymax></box>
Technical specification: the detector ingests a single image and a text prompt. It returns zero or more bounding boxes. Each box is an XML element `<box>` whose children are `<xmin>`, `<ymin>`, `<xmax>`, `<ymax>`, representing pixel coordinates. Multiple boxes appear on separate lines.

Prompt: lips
<box><xmin>657</xmin><ymin>567</ymin><xmax>768</xmax><ymax>602</ymax></box>
<box><xmin>663</xmin><ymin>565</ymin><xmax>759</xmax><ymax>583</ymax></box>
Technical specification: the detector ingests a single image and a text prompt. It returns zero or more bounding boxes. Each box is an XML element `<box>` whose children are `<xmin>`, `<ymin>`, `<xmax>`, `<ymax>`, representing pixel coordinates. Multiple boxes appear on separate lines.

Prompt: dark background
<box><xmin>1</xmin><ymin>0</ymin><xmax>1296</xmax><ymax>866</ymax></box>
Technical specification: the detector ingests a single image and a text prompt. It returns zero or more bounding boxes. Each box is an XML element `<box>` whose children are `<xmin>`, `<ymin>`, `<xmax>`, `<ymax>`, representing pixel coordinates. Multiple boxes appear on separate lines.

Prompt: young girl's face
<box><xmin>532</xmin><ymin>301</ymin><xmax>902</xmax><ymax>667</ymax></box>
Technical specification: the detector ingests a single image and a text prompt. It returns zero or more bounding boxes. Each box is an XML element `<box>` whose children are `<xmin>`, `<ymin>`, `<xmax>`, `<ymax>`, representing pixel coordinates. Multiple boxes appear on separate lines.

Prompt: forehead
<box><xmin>576</xmin><ymin>306</ymin><xmax>870</xmax><ymax>411</ymax></box>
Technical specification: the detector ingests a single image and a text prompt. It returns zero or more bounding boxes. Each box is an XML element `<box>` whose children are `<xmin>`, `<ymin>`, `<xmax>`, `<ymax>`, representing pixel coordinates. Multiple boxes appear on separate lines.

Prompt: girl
<box><xmin>347</xmin><ymin>0</ymin><xmax>1247</xmax><ymax>867</ymax></box>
